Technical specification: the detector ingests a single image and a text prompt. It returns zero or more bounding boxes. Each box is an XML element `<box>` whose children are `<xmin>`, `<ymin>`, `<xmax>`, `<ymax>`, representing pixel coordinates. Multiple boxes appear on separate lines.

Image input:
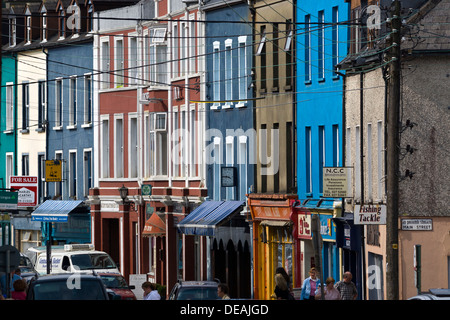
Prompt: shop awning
<box><xmin>31</xmin><ymin>200</ymin><xmax>83</xmax><ymax>222</ymax></box>
<box><xmin>142</xmin><ymin>212</ymin><xmax>166</xmax><ymax>237</ymax></box>
<box><xmin>177</xmin><ymin>201</ymin><xmax>245</xmax><ymax>236</ymax></box>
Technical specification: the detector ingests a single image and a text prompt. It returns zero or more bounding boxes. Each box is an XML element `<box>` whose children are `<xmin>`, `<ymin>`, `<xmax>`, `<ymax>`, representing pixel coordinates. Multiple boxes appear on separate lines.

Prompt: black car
<box><xmin>26</xmin><ymin>273</ymin><xmax>117</xmax><ymax>300</ymax></box>
<box><xmin>168</xmin><ymin>280</ymin><xmax>219</xmax><ymax>300</ymax></box>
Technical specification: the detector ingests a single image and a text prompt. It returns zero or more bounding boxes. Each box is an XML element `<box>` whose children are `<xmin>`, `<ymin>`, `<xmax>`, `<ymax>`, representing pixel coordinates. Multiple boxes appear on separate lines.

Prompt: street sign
<box><xmin>10</xmin><ymin>176</ymin><xmax>38</xmax><ymax>207</ymax></box>
<box><xmin>45</xmin><ymin>160</ymin><xmax>62</xmax><ymax>182</ymax></box>
<box><xmin>141</xmin><ymin>184</ymin><xmax>152</xmax><ymax>196</ymax></box>
<box><xmin>0</xmin><ymin>191</ymin><xmax>18</xmax><ymax>210</ymax></box>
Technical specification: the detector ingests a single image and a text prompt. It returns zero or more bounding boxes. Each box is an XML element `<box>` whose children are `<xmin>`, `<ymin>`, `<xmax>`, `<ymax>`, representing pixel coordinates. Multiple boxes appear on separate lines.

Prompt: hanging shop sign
<box><xmin>354</xmin><ymin>204</ymin><xmax>386</xmax><ymax>225</ymax></box>
<box><xmin>322</xmin><ymin>167</ymin><xmax>352</xmax><ymax>198</ymax></box>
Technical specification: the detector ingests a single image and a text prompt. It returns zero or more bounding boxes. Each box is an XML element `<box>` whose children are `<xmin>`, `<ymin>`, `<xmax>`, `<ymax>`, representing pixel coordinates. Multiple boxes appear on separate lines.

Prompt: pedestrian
<box><xmin>300</xmin><ymin>267</ymin><xmax>320</xmax><ymax>300</ymax></box>
<box><xmin>273</xmin><ymin>267</ymin><xmax>293</xmax><ymax>300</ymax></box>
<box><xmin>11</xmin><ymin>279</ymin><xmax>27</xmax><ymax>300</ymax></box>
<box><xmin>315</xmin><ymin>277</ymin><xmax>341</xmax><ymax>300</ymax></box>
<box><xmin>0</xmin><ymin>268</ymin><xmax>22</xmax><ymax>298</ymax></box>
<box><xmin>217</xmin><ymin>283</ymin><xmax>230</xmax><ymax>299</ymax></box>
<box><xmin>142</xmin><ymin>281</ymin><xmax>161</xmax><ymax>300</ymax></box>
<box><xmin>334</xmin><ymin>271</ymin><xmax>357</xmax><ymax>300</ymax></box>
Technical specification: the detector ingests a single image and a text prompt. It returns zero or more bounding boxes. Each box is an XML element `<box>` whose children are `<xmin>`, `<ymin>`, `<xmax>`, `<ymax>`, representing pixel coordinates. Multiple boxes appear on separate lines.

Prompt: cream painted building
<box><xmin>16</xmin><ymin>50</ymin><xmax>47</xmax><ymax>202</ymax></box>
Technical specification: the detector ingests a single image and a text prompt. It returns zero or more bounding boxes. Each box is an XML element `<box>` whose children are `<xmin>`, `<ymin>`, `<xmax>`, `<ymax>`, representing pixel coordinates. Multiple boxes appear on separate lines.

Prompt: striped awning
<box><xmin>177</xmin><ymin>201</ymin><xmax>245</xmax><ymax>236</ymax></box>
<box><xmin>31</xmin><ymin>200</ymin><xmax>83</xmax><ymax>222</ymax></box>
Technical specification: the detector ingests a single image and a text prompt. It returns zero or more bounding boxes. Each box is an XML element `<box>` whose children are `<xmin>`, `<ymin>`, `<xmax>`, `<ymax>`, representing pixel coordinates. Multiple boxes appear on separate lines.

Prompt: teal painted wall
<box><xmin>1</xmin><ymin>54</ymin><xmax>17</xmax><ymax>187</ymax></box>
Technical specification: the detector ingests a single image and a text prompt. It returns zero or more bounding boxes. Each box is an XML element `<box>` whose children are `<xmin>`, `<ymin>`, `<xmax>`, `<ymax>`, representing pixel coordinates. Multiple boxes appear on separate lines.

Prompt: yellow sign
<box><xmin>45</xmin><ymin>160</ymin><xmax>62</xmax><ymax>182</ymax></box>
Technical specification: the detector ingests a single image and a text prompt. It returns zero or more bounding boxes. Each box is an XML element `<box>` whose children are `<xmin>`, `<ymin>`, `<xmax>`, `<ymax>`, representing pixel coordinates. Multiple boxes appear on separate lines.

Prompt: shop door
<box><xmin>102</xmin><ymin>218</ymin><xmax>120</xmax><ymax>266</ymax></box>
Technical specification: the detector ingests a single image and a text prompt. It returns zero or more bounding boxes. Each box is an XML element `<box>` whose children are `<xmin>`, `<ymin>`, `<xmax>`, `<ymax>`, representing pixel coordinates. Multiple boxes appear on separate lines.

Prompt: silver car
<box><xmin>408</xmin><ymin>289</ymin><xmax>450</xmax><ymax>300</ymax></box>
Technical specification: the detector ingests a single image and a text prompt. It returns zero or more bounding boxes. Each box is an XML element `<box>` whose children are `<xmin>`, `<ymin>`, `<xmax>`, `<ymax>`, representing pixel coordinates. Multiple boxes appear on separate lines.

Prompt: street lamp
<box><xmin>118</xmin><ymin>184</ymin><xmax>128</xmax><ymax>203</ymax></box>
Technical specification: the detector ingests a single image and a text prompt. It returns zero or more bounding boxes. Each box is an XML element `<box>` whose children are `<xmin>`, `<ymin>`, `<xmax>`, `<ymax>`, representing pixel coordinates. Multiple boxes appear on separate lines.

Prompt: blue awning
<box><xmin>31</xmin><ymin>200</ymin><xmax>83</xmax><ymax>222</ymax></box>
<box><xmin>177</xmin><ymin>201</ymin><xmax>245</xmax><ymax>236</ymax></box>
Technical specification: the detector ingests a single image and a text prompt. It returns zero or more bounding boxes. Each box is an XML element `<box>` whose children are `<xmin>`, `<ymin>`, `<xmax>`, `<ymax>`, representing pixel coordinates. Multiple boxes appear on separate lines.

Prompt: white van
<box><xmin>28</xmin><ymin>244</ymin><xmax>120</xmax><ymax>275</ymax></box>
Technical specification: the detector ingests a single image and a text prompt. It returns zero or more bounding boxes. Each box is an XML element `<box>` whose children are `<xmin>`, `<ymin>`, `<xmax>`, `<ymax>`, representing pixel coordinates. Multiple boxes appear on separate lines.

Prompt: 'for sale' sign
<box><xmin>10</xmin><ymin>176</ymin><xmax>38</xmax><ymax>207</ymax></box>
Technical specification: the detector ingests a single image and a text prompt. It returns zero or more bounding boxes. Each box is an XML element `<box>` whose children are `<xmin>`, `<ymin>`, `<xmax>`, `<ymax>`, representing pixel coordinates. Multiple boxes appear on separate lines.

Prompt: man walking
<box><xmin>335</xmin><ymin>271</ymin><xmax>358</xmax><ymax>300</ymax></box>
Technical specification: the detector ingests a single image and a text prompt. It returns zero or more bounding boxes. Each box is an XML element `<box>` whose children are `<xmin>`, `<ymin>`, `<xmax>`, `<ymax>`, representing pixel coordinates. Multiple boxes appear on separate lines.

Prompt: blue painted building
<box><xmin>201</xmin><ymin>0</ymin><xmax>254</xmax><ymax>298</ymax></box>
<box><xmin>45</xmin><ymin>39</ymin><xmax>94</xmax><ymax>244</ymax></box>
<box><xmin>296</xmin><ymin>0</ymin><xmax>350</xmax><ymax>289</ymax></box>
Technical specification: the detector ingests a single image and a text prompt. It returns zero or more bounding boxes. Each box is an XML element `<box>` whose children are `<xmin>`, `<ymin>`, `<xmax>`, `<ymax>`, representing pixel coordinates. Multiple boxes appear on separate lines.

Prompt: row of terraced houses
<box><xmin>1</xmin><ymin>0</ymin><xmax>449</xmax><ymax>299</ymax></box>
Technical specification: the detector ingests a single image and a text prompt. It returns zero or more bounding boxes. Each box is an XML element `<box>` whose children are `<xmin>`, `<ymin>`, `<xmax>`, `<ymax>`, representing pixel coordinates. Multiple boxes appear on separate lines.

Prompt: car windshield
<box><xmin>71</xmin><ymin>253</ymin><xmax>117</xmax><ymax>270</ymax></box>
<box><xmin>100</xmin><ymin>275</ymin><xmax>129</xmax><ymax>289</ymax></box>
<box><xmin>177</xmin><ymin>287</ymin><xmax>219</xmax><ymax>300</ymax></box>
<box><xmin>33</xmin><ymin>279</ymin><xmax>106</xmax><ymax>300</ymax></box>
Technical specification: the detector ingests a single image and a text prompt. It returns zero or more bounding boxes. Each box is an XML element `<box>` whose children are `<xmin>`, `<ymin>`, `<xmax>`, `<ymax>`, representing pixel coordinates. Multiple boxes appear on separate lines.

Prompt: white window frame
<box><xmin>172</xmin><ymin>23</ymin><xmax>179</xmax><ymax>78</ymax></box>
<box><xmin>83</xmin><ymin>148</ymin><xmax>93</xmax><ymax>198</ymax></box>
<box><xmin>6</xmin><ymin>153</ymin><xmax>14</xmax><ymax>189</ymax></box>
<box><xmin>100</xmin><ymin>115</ymin><xmax>110</xmax><ymax>178</ymax></box>
<box><xmin>68</xmin><ymin>76</ymin><xmax>77</xmax><ymax>128</ymax></box>
<box><xmin>189</xmin><ymin>13</ymin><xmax>196</xmax><ymax>74</ymax></box>
<box><xmin>5</xmin><ymin>83</ymin><xmax>14</xmax><ymax>132</ymax></box>
<box><xmin>128</xmin><ymin>113</ymin><xmax>139</xmax><ymax>178</ymax></box>
<box><xmin>213</xmin><ymin>137</ymin><xmax>222</xmax><ymax>201</ymax></box>
<box><xmin>69</xmin><ymin>149</ymin><xmax>77</xmax><ymax>198</ymax></box>
<box><xmin>149</xmin><ymin>112</ymin><xmax>168</xmax><ymax>177</ymax></box>
<box><xmin>114</xmin><ymin>114</ymin><xmax>124</xmax><ymax>178</ymax></box>
<box><xmin>238</xmin><ymin>136</ymin><xmax>248</xmax><ymax>201</ymax></box>
<box><xmin>41</xmin><ymin>10</ymin><xmax>47</xmax><ymax>42</ymax></box>
<box><xmin>180</xmin><ymin>22</ymin><xmax>187</xmax><ymax>76</ymax></box>
<box><xmin>100</xmin><ymin>37</ymin><xmax>110</xmax><ymax>89</ymax></box>
<box><xmin>114</xmin><ymin>36</ymin><xmax>125</xmax><ymax>87</ymax></box>
<box><xmin>83</xmin><ymin>73</ymin><xmax>92</xmax><ymax>126</ymax></box>
<box><xmin>355</xmin><ymin>126</ymin><xmax>361</xmax><ymax>201</ymax></box>
<box><xmin>377</xmin><ymin>121</ymin><xmax>384</xmax><ymax>201</ymax></box>
<box><xmin>9</xmin><ymin>17</ymin><xmax>16</xmax><ymax>47</ymax></box>
<box><xmin>237</xmin><ymin>36</ymin><xmax>248</xmax><ymax>108</ymax></box>
<box><xmin>211</xmin><ymin>41</ymin><xmax>221</xmax><ymax>110</ymax></box>
<box><xmin>128</xmin><ymin>33</ymin><xmax>139</xmax><ymax>85</ymax></box>
<box><xmin>55</xmin><ymin>151</ymin><xmax>63</xmax><ymax>197</ymax></box>
<box><xmin>223</xmin><ymin>39</ymin><xmax>233</xmax><ymax>109</ymax></box>
<box><xmin>26</xmin><ymin>12</ymin><xmax>31</xmax><ymax>44</ymax></box>
<box><xmin>150</xmin><ymin>28</ymin><xmax>168</xmax><ymax>87</ymax></box>
<box><xmin>225</xmin><ymin>135</ymin><xmax>234</xmax><ymax>200</ymax></box>
<box><xmin>367</xmin><ymin>123</ymin><xmax>373</xmax><ymax>201</ymax></box>
<box><xmin>54</xmin><ymin>78</ymin><xmax>63</xmax><ymax>129</ymax></box>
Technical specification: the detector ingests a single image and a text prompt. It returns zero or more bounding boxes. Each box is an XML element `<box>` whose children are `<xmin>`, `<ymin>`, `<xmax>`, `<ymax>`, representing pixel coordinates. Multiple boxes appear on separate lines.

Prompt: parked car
<box><xmin>18</xmin><ymin>253</ymin><xmax>38</xmax><ymax>283</ymax></box>
<box><xmin>169</xmin><ymin>280</ymin><xmax>219</xmax><ymax>300</ymax></box>
<box><xmin>408</xmin><ymin>289</ymin><xmax>450</xmax><ymax>300</ymax></box>
<box><xmin>27</xmin><ymin>244</ymin><xmax>120</xmax><ymax>275</ymax></box>
<box><xmin>26</xmin><ymin>273</ymin><xmax>119</xmax><ymax>300</ymax></box>
<box><xmin>98</xmin><ymin>272</ymin><xmax>136</xmax><ymax>300</ymax></box>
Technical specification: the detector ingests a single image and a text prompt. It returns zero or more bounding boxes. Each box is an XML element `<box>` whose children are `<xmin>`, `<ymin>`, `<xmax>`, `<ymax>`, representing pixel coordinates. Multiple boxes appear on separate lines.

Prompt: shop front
<box><xmin>333</xmin><ymin>212</ymin><xmax>363</xmax><ymax>299</ymax></box>
<box><xmin>176</xmin><ymin>200</ymin><xmax>251</xmax><ymax>299</ymax></box>
<box><xmin>291</xmin><ymin>199</ymin><xmax>340</xmax><ymax>292</ymax></box>
<box><xmin>248</xmin><ymin>194</ymin><xmax>297</xmax><ymax>300</ymax></box>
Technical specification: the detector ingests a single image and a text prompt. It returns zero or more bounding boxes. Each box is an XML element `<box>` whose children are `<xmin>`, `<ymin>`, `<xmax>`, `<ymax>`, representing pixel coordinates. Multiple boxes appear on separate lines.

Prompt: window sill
<box><xmin>20</xmin><ymin>129</ymin><xmax>29</xmax><ymax>134</ymax></box>
<box><xmin>35</xmin><ymin>127</ymin><xmax>45</xmax><ymax>133</ymax></box>
<box><xmin>66</xmin><ymin>125</ymin><xmax>77</xmax><ymax>130</ymax></box>
<box><xmin>3</xmin><ymin>130</ymin><xmax>14</xmax><ymax>134</ymax></box>
<box><xmin>81</xmin><ymin>123</ymin><xmax>92</xmax><ymax>129</ymax></box>
<box><xmin>210</xmin><ymin>104</ymin><xmax>221</xmax><ymax>111</ymax></box>
<box><xmin>222</xmin><ymin>104</ymin><xmax>233</xmax><ymax>110</ymax></box>
<box><xmin>53</xmin><ymin>126</ymin><xmax>63</xmax><ymax>131</ymax></box>
<box><xmin>235</xmin><ymin>103</ymin><xmax>246</xmax><ymax>108</ymax></box>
